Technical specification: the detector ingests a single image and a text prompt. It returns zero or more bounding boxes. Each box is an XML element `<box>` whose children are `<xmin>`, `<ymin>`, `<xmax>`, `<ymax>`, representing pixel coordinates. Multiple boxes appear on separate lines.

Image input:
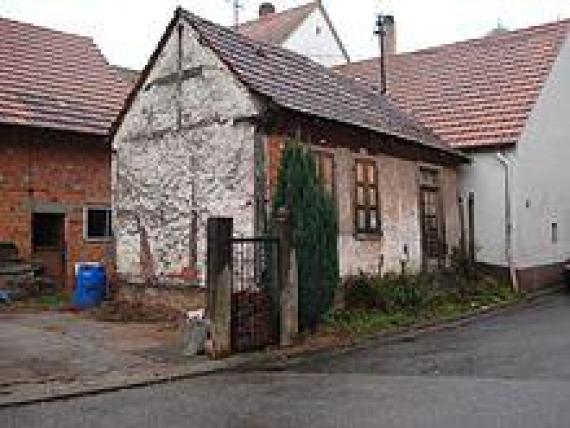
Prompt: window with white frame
<box><xmin>84</xmin><ymin>207</ymin><xmax>112</xmax><ymax>240</ymax></box>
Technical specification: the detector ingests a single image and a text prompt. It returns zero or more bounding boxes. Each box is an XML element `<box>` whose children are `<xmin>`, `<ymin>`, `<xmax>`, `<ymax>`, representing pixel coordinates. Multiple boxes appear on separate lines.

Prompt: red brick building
<box><xmin>0</xmin><ymin>17</ymin><xmax>129</xmax><ymax>291</ymax></box>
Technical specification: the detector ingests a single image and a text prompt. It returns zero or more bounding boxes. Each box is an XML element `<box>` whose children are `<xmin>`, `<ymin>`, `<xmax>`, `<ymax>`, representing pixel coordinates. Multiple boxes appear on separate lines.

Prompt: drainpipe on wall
<box><xmin>496</xmin><ymin>152</ymin><xmax>519</xmax><ymax>292</ymax></box>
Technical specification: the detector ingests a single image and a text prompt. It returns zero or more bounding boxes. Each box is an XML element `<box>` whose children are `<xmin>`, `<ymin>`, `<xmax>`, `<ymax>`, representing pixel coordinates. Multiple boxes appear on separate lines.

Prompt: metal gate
<box><xmin>231</xmin><ymin>237</ymin><xmax>280</xmax><ymax>352</ymax></box>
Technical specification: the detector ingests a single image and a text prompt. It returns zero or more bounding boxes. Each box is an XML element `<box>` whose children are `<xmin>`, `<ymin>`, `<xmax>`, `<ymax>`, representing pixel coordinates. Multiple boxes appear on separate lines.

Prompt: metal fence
<box><xmin>230</xmin><ymin>237</ymin><xmax>280</xmax><ymax>352</ymax></box>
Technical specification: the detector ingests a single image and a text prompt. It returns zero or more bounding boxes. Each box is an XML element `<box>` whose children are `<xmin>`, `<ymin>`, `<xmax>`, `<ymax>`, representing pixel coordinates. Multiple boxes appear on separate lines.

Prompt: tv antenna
<box><xmin>228</xmin><ymin>0</ymin><xmax>244</xmax><ymax>28</ymax></box>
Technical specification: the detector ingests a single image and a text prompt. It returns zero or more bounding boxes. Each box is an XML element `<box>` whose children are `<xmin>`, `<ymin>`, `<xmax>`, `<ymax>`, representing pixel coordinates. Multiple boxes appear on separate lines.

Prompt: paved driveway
<box><xmin>2</xmin><ymin>292</ymin><xmax>570</xmax><ymax>427</ymax></box>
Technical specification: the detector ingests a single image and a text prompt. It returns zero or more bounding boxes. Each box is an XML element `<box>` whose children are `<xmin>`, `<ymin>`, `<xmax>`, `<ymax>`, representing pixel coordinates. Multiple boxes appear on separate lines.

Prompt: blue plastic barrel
<box><xmin>73</xmin><ymin>264</ymin><xmax>106</xmax><ymax>309</ymax></box>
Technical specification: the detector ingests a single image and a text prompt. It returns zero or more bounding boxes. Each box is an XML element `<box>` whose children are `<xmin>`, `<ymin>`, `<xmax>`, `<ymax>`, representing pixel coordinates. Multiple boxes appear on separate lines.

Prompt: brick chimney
<box><xmin>259</xmin><ymin>2</ymin><xmax>276</xmax><ymax>18</ymax></box>
<box><xmin>383</xmin><ymin>15</ymin><xmax>397</xmax><ymax>55</ymax></box>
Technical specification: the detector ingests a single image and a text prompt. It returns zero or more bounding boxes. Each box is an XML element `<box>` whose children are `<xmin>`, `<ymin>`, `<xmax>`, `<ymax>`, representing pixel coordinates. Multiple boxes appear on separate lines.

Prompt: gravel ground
<box><xmin>0</xmin><ymin>311</ymin><xmax>187</xmax><ymax>394</ymax></box>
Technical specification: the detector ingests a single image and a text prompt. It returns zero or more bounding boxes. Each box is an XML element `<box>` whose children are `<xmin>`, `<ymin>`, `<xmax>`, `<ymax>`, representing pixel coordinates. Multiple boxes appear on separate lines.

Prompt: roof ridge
<box><xmin>0</xmin><ymin>15</ymin><xmax>94</xmax><ymax>42</ymax></box>
<box><xmin>340</xmin><ymin>17</ymin><xmax>570</xmax><ymax>68</ymax></box>
<box><xmin>237</xmin><ymin>1</ymin><xmax>318</xmax><ymax>29</ymax></box>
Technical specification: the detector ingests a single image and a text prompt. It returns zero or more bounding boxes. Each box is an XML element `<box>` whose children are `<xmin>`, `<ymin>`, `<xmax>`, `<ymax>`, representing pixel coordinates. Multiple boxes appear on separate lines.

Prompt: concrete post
<box><xmin>275</xmin><ymin>208</ymin><xmax>298</xmax><ymax>346</ymax></box>
<box><xmin>206</xmin><ymin>217</ymin><xmax>233</xmax><ymax>358</ymax></box>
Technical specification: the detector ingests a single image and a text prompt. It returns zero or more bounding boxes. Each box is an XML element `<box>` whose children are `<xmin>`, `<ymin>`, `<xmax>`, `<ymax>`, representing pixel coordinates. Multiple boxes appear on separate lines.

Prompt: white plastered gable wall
<box><xmin>511</xmin><ymin>33</ymin><xmax>570</xmax><ymax>269</ymax></box>
<box><xmin>283</xmin><ymin>7</ymin><xmax>348</xmax><ymax>67</ymax></box>
<box><xmin>458</xmin><ymin>32</ymin><xmax>570</xmax><ymax>270</ymax></box>
<box><xmin>112</xmin><ymin>16</ymin><xmax>261</xmax><ymax>283</ymax></box>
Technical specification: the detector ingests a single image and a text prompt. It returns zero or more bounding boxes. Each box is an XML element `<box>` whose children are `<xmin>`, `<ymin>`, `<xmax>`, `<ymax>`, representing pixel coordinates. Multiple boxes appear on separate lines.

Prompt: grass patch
<box><xmin>325</xmin><ymin>289</ymin><xmax>518</xmax><ymax>338</ymax></box>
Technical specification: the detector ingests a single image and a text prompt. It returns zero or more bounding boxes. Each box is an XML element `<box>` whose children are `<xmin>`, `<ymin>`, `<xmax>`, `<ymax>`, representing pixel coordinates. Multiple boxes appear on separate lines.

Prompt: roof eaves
<box><xmin>0</xmin><ymin>118</ymin><xmax>109</xmax><ymax>137</ymax></box>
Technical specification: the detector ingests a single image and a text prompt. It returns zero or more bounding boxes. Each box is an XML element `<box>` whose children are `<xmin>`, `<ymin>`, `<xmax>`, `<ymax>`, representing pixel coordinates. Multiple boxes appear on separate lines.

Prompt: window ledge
<box><xmin>84</xmin><ymin>237</ymin><xmax>113</xmax><ymax>244</ymax></box>
<box><xmin>354</xmin><ymin>231</ymin><xmax>383</xmax><ymax>241</ymax></box>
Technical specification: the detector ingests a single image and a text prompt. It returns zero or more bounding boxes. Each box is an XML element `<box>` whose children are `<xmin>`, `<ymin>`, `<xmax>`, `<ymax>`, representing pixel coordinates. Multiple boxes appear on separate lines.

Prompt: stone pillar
<box><xmin>206</xmin><ymin>217</ymin><xmax>233</xmax><ymax>358</ymax></box>
<box><xmin>275</xmin><ymin>208</ymin><xmax>298</xmax><ymax>346</ymax></box>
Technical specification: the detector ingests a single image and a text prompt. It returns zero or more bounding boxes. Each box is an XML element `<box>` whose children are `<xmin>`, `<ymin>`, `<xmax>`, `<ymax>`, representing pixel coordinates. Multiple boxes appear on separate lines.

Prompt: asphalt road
<box><xmin>2</xmin><ymin>292</ymin><xmax>570</xmax><ymax>428</ymax></box>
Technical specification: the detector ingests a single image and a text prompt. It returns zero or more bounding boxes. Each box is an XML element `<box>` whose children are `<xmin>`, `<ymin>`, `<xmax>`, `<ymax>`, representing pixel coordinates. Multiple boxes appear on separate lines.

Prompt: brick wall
<box><xmin>0</xmin><ymin>125</ymin><xmax>113</xmax><ymax>292</ymax></box>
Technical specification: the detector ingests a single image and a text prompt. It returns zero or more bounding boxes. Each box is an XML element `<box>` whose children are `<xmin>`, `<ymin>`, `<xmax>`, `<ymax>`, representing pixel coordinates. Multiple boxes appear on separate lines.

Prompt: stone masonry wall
<box><xmin>113</xmin><ymin>18</ymin><xmax>260</xmax><ymax>284</ymax></box>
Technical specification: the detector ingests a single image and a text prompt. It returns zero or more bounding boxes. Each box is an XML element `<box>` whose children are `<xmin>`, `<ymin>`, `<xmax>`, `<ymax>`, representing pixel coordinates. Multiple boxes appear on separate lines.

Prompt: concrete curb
<box><xmin>254</xmin><ymin>285</ymin><xmax>566</xmax><ymax>370</ymax></box>
<box><xmin>0</xmin><ymin>350</ymin><xmax>275</xmax><ymax>409</ymax></box>
<box><xmin>0</xmin><ymin>285</ymin><xmax>564</xmax><ymax>408</ymax></box>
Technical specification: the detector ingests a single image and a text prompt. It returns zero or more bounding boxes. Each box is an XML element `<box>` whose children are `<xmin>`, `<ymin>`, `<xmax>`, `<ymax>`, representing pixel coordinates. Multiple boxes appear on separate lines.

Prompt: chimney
<box><xmin>374</xmin><ymin>14</ymin><xmax>397</xmax><ymax>94</ymax></box>
<box><xmin>259</xmin><ymin>2</ymin><xmax>276</xmax><ymax>18</ymax></box>
<box><xmin>383</xmin><ymin>15</ymin><xmax>396</xmax><ymax>55</ymax></box>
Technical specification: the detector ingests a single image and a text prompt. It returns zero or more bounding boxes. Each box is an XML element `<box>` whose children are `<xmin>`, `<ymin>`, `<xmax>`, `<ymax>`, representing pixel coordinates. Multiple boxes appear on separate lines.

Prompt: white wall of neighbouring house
<box><xmin>458</xmin><ymin>34</ymin><xmax>570</xmax><ymax>273</ymax></box>
<box><xmin>283</xmin><ymin>8</ymin><xmax>348</xmax><ymax>67</ymax></box>
<box><xmin>511</xmin><ymin>34</ymin><xmax>570</xmax><ymax>269</ymax></box>
<box><xmin>112</xmin><ymin>17</ymin><xmax>260</xmax><ymax>284</ymax></box>
<box><xmin>458</xmin><ymin>150</ymin><xmax>511</xmax><ymax>267</ymax></box>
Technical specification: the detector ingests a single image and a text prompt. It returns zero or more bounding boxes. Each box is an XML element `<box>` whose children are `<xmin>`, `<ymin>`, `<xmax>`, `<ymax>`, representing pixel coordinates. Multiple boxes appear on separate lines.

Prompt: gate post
<box><xmin>275</xmin><ymin>208</ymin><xmax>298</xmax><ymax>346</ymax></box>
<box><xmin>206</xmin><ymin>217</ymin><xmax>233</xmax><ymax>358</ymax></box>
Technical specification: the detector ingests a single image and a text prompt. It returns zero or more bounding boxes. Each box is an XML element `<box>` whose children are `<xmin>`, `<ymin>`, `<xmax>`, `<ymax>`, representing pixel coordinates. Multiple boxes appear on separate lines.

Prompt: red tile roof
<box><xmin>237</xmin><ymin>2</ymin><xmax>319</xmax><ymax>45</ymax></box>
<box><xmin>337</xmin><ymin>19</ymin><xmax>570</xmax><ymax>149</ymax></box>
<box><xmin>0</xmin><ymin>17</ymin><xmax>130</xmax><ymax>136</ymax></box>
<box><xmin>114</xmin><ymin>8</ymin><xmax>465</xmax><ymax>162</ymax></box>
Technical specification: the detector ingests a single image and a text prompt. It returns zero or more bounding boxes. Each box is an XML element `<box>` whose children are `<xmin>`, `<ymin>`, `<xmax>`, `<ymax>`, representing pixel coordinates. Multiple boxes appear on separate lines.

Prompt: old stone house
<box><xmin>0</xmin><ymin>17</ymin><xmax>129</xmax><ymax>290</ymax></box>
<box><xmin>111</xmin><ymin>7</ymin><xmax>467</xmax><ymax>285</ymax></box>
<box><xmin>338</xmin><ymin>18</ymin><xmax>570</xmax><ymax>289</ymax></box>
<box><xmin>237</xmin><ymin>1</ymin><xmax>350</xmax><ymax>67</ymax></box>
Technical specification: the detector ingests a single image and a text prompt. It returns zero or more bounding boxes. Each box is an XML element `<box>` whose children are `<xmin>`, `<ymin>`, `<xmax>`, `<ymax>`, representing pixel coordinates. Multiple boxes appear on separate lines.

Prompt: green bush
<box><xmin>270</xmin><ymin>140</ymin><xmax>339</xmax><ymax>332</ymax></box>
<box><xmin>343</xmin><ymin>260</ymin><xmax>515</xmax><ymax>317</ymax></box>
<box><xmin>344</xmin><ymin>271</ymin><xmax>437</xmax><ymax>314</ymax></box>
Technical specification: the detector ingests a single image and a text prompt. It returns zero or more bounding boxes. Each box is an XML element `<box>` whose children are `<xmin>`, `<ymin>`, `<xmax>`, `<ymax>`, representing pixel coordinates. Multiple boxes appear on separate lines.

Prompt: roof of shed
<box><xmin>0</xmin><ymin>17</ymin><xmax>130</xmax><ymax>136</ymax></box>
<box><xmin>237</xmin><ymin>2</ymin><xmax>319</xmax><ymax>46</ymax></box>
<box><xmin>112</xmin><ymin>65</ymin><xmax>140</xmax><ymax>86</ymax></box>
<box><xmin>114</xmin><ymin>8</ymin><xmax>463</xmax><ymax>160</ymax></box>
<box><xmin>336</xmin><ymin>19</ymin><xmax>570</xmax><ymax>149</ymax></box>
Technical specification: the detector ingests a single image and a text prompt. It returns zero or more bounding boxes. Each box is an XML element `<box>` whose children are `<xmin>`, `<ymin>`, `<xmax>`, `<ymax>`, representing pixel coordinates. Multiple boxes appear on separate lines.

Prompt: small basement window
<box><xmin>84</xmin><ymin>207</ymin><xmax>112</xmax><ymax>240</ymax></box>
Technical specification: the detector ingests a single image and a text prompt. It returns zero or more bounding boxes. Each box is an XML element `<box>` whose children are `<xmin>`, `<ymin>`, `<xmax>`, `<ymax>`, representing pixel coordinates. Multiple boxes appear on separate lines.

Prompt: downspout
<box><xmin>496</xmin><ymin>152</ymin><xmax>519</xmax><ymax>292</ymax></box>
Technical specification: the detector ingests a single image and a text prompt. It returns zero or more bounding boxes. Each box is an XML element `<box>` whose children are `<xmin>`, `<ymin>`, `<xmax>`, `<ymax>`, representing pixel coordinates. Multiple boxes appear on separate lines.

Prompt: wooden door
<box><xmin>419</xmin><ymin>168</ymin><xmax>445</xmax><ymax>270</ymax></box>
<box><xmin>32</xmin><ymin>213</ymin><xmax>66</xmax><ymax>289</ymax></box>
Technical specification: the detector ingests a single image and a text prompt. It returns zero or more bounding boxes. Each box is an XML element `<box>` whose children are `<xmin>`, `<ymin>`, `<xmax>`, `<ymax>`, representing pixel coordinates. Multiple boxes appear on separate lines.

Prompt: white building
<box><xmin>238</xmin><ymin>1</ymin><xmax>350</xmax><ymax>67</ymax></box>
<box><xmin>338</xmin><ymin>19</ymin><xmax>570</xmax><ymax>290</ymax></box>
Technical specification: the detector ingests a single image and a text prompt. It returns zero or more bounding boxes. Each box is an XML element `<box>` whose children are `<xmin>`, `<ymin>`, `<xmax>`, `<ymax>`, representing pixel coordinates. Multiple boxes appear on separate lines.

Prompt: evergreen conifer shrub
<box><xmin>271</xmin><ymin>140</ymin><xmax>339</xmax><ymax>331</ymax></box>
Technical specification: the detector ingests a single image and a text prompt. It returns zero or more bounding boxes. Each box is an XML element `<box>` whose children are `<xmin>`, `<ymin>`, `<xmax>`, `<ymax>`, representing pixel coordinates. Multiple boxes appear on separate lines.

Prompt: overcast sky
<box><xmin>1</xmin><ymin>0</ymin><xmax>569</xmax><ymax>69</ymax></box>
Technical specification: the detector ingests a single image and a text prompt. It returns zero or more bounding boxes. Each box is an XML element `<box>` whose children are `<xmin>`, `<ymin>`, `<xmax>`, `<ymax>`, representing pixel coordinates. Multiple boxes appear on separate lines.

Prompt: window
<box><xmin>313</xmin><ymin>150</ymin><xmax>335</xmax><ymax>196</ymax></box>
<box><xmin>354</xmin><ymin>159</ymin><xmax>380</xmax><ymax>233</ymax></box>
<box><xmin>84</xmin><ymin>207</ymin><xmax>112</xmax><ymax>240</ymax></box>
